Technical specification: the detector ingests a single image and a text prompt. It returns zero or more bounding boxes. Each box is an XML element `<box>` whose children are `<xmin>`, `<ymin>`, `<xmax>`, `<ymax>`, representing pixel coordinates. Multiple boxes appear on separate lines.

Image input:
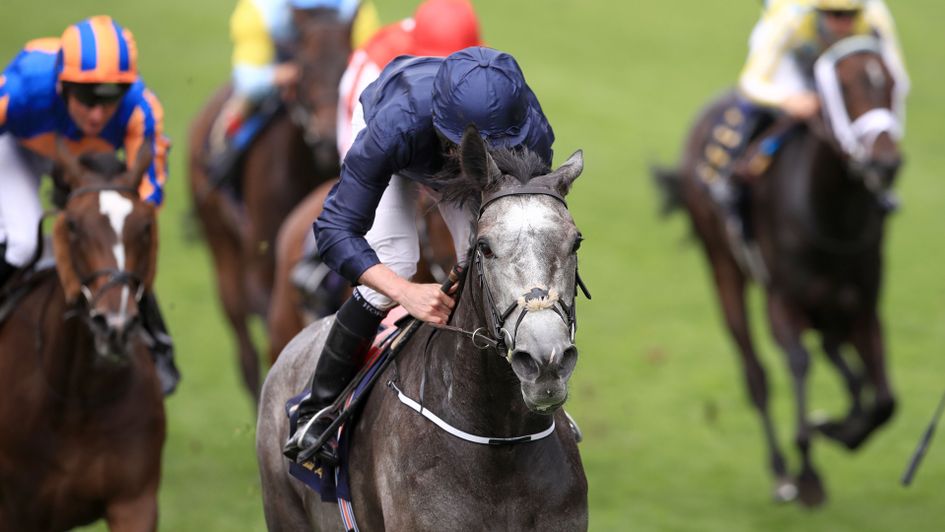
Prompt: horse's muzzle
<box><xmin>89</xmin><ymin>310</ymin><xmax>141</xmax><ymax>362</ymax></box>
<box><xmin>511</xmin><ymin>345</ymin><xmax>578</xmax><ymax>414</ymax></box>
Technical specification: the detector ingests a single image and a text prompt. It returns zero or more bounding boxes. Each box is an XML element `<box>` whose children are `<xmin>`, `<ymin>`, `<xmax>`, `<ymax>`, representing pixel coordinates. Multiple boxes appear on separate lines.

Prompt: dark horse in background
<box><xmin>0</xmin><ymin>142</ymin><xmax>165</xmax><ymax>530</ymax></box>
<box><xmin>258</xmin><ymin>127</ymin><xmax>588</xmax><ymax>530</ymax></box>
<box><xmin>189</xmin><ymin>7</ymin><xmax>352</xmax><ymax>401</ymax></box>
<box><xmin>655</xmin><ymin>36</ymin><xmax>904</xmax><ymax>506</ymax></box>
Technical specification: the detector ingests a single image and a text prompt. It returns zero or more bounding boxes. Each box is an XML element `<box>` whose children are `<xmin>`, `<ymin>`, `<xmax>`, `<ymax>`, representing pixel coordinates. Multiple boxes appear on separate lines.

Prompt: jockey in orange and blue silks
<box><xmin>0</xmin><ymin>16</ymin><xmax>169</xmax><ymax>282</ymax></box>
<box><xmin>0</xmin><ymin>16</ymin><xmax>179</xmax><ymax>394</ymax></box>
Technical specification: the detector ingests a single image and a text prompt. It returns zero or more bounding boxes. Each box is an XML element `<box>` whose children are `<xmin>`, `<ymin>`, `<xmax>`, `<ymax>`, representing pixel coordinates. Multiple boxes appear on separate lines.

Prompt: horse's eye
<box><xmin>478</xmin><ymin>240</ymin><xmax>495</xmax><ymax>259</ymax></box>
<box><xmin>571</xmin><ymin>236</ymin><xmax>583</xmax><ymax>254</ymax></box>
<box><xmin>66</xmin><ymin>218</ymin><xmax>78</xmax><ymax>236</ymax></box>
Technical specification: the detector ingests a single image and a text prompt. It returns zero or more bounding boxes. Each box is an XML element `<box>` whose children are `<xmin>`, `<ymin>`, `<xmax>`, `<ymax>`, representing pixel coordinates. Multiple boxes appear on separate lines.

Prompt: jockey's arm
<box><xmin>230</xmin><ymin>0</ymin><xmax>279</xmax><ymax>100</ymax></box>
<box><xmin>351</xmin><ymin>0</ymin><xmax>381</xmax><ymax>49</ymax></box>
<box><xmin>864</xmin><ymin>0</ymin><xmax>910</xmax><ymax>96</ymax></box>
<box><xmin>737</xmin><ymin>5</ymin><xmax>808</xmax><ymax>109</ymax></box>
<box><xmin>315</xmin><ymin>110</ymin><xmax>452</xmax><ymax>323</ymax></box>
<box><xmin>124</xmin><ymin>85</ymin><xmax>170</xmax><ymax>206</ymax></box>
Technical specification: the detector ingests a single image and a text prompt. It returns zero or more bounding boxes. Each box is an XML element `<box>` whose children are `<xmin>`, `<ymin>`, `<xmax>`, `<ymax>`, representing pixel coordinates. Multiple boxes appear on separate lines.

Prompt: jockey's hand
<box><xmin>274</xmin><ymin>63</ymin><xmax>300</xmax><ymax>101</ymax></box>
<box><xmin>783</xmin><ymin>92</ymin><xmax>821</xmax><ymax>120</ymax></box>
<box><xmin>358</xmin><ymin>264</ymin><xmax>455</xmax><ymax>324</ymax></box>
<box><xmin>395</xmin><ymin>282</ymin><xmax>455</xmax><ymax>324</ymax></box>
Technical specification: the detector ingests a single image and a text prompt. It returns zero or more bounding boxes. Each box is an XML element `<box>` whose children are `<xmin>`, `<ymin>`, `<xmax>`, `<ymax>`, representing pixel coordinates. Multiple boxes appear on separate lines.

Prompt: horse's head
<box><xmin>456</xmin><ymin>126</ymin><xmax>584</xmax><ymax>414</ymax></box>
<box><xmin>290</xmin><ymin>7</ymin><xmax>353</xmax><ymax>171</ymax></box>
<box><xmin>814</xmin><ymin>36</ymin><xmax>905</xmax><ymax>195</ymax></box>
<box><xmin>52</xmin><ymin>140</ymin><xmax>157</xmax><ymax>362</ymax></box>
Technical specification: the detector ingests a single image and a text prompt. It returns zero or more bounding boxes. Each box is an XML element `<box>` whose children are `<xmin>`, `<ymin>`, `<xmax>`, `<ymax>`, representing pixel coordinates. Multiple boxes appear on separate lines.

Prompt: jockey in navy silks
<box><xmin>283</xmin><ymin>46</ymin><xmax>555</xmax><ymax>464</ymax></box>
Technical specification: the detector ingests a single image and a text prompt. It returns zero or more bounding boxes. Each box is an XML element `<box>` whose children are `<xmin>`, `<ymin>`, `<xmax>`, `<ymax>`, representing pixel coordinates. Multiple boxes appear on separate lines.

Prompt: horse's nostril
<box><xmin>510</xmin><ymin>350</ymin><xmax>540</xmax><ymax>382</ymax></box>
<box><xmin>90</xmin><ymin>313</ymin><xmax>108</xmax><ymax>332</ymax></box>
<box><xmin>559</xmin><ymin>346</ymin><xmax>579</xmax><ymax>377</ymax></box>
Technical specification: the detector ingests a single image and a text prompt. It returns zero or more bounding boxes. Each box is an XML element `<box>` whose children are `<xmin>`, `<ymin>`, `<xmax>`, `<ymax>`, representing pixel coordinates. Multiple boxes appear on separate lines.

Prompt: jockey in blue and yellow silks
<box><xmin>0</xmin><ymin>15</ymin><xmax>169</xmax><ymax>281</ymax></box>
<box><xmin>209</xmin><ymin>0</ymin><xmax>380</xmax><ymax>156</ymax></box>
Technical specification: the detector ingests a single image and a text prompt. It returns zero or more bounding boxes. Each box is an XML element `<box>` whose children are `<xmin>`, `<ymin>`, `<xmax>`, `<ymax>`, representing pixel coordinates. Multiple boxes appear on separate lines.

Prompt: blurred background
<box><xmin>3</xmin><ymin>0</ymin><xmax>944</xmax><ymax>530</ymax></box>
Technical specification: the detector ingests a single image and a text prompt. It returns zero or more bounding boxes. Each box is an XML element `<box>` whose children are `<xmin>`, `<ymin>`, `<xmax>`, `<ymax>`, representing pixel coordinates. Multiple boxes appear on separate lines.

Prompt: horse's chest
<box><xmin>351</xmin><ymin>425</ymin><xmax>586</xmax><ymax>531</ymax></box>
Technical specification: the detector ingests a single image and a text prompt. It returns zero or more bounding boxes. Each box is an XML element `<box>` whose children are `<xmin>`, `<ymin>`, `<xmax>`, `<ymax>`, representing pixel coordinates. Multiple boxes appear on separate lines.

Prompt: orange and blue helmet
<box><xmin>57</xmin><ymin>16</ymin><xmax>138</xmax><ymax>85</ymax></box>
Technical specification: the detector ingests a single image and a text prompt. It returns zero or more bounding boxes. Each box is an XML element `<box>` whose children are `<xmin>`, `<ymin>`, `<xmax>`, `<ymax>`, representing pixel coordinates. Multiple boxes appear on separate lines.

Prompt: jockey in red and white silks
<box><xmin>336</xmin><ymin>0</ymin><xmax>481</xmax><ymax>159</ymax></box>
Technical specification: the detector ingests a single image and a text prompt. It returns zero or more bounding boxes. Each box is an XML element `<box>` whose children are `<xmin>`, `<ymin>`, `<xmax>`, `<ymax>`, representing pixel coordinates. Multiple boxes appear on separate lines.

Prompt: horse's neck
<box><xmin>778</xmin><ymin>132</ymin><xmax>880</xmax><ymax>242</ymax></box>
<box><xmin>409</xmin><ymin>274</ymin><xmax>551</xmax><ymax>437</ymax></box>
<box><xmin>810</xmin><ymin>137</ymin><xmax>880</xmax><ymax>237</ymax></box>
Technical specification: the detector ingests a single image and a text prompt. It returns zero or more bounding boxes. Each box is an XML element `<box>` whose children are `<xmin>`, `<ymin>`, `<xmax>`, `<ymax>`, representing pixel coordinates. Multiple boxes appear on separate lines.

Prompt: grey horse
<box><xmin>257</xmin><ymin>126</ymin><xmax>588</xmax><ymax>531</ymax></box>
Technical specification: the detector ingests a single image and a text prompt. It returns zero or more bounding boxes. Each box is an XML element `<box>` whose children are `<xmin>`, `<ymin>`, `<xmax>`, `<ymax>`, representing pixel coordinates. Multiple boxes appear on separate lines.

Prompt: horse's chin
<box><xmin>521</xmin><ymin>381</ymin><xmax>569</xmax><ymax>415</ymax></box>
<box><xmin>93</xmin><ymin>335</ymin><xmax>132</xmax><ymax>366</ymax></box>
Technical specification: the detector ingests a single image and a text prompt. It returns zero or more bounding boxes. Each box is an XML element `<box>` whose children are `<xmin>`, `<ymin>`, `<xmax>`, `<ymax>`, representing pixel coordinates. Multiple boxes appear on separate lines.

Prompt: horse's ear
<box><xmin>55</xmin><ymin>137</ymin><xmax>85</xmax><ymax>190</ymax></box>
<box><xmin>459</xmin><ymin>124</ymin><xmax>499</xmax><ymax>189</ymax></box>
<box><xmin>51</xmin><ymin>215</ymin><xmax>82</xmax><ymax>304</ymax></box>
<box><xmin>126</xmin><ymin>141</ymin><xmax>153</xmax><ymax>191</ymax></box>
<box><xmin>537</xmin><ymin>149</ymin><xmax>583</xmax><ymax>196</ymax></box>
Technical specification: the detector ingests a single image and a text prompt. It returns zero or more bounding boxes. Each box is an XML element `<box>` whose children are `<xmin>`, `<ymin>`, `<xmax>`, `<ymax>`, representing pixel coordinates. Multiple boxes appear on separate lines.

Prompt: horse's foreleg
<box><xmin>105</xmin><ymin>491</ymin><xmax>158</xmax><ymax>532</ymax></box>
<box><xmin>213</xmin><ymin>234</ymin><xmax>262</xmax><ymax>402</ymax></box>
<box><xmin>843</xmin><ymin>313</ymin><xmax>896</xmax><ymax>448</ymax></box>
<box><xmin>815</xmin><ymin>334</ymin><xmax>872</xmax><ymax>447</ymax></box>
<box><xmin>767</xmin><ymin>293</ymin><xmax>825</xmax><ymax>507</ymax></box>
<box><xmin>709</xmin><ymin>254</ymin><xmax>791</xmax><ymax>501</ymax></box>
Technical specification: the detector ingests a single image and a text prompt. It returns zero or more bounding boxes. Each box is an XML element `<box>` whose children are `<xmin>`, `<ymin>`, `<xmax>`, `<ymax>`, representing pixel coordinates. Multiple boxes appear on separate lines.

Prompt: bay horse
<box><xmin>257</xmin><ymin>127</ymin><xmax>588</xmax><ymax>530</ymax></box>
<box><xmin>0</xmin><ymin>142</ymin><xmax>165</xmax><ymax>530</ymax></box>
<box><xmin>189</xmin><ymin>7</ymin><xmax>352</xmax><ymax>400</ymax></box>
<box><xmin>655</xmin><ymin>36</ymin><xmax>905</xmax><ymax>506</ymax></box>
<box><xmin>266</xmin><ymin>179</ymin><xmax>457</xmax><ymax>365</ymax></box>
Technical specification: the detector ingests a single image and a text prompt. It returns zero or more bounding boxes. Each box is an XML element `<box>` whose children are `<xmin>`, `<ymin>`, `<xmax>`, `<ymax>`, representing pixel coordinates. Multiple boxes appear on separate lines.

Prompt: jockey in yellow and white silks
<box><xmin>701</xmin><ymin>0</ymin><xmax>909</xmax><ymax>277</ymax></box>
<box><xmin>210</xmin><ymin>0</ymin><xmax>380</xmax><ymax>154</ymax></box>
<box><xmin>740</xmin><ymin>0</ymin><xmax>908</xmax><ymax>118</ymax></box>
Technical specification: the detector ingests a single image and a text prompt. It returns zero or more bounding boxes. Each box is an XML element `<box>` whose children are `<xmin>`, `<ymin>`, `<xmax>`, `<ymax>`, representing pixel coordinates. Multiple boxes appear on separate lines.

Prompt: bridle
<box><xmin>432</xmin><ymin>185</ymin><xmax>591</xmax><ymax>361</ymax></box>
<box><xmin>65</xmin><ymin>184</ymin><xmax>147</xmax><ymax>314</ymax></box>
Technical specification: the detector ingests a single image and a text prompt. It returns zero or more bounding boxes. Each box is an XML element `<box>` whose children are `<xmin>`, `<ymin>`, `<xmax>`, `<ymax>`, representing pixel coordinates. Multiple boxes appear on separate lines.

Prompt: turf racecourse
<box><xmin>3</xmin><ymin>0</ymin><xmax>944</xmax><ymax>530</ymax></box>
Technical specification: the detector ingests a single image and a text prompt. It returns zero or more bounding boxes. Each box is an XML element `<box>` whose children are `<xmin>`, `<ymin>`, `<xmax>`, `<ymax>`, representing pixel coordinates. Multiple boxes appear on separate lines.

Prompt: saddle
<box><xmin>0</xmin><ymin>239</ymin><xmax>57</xmax><ymax>327</ymax></box>
<box><xmin>206</xmin><ymin>93</ymin><xmax>285</xmax><ymax>197</ymax></box>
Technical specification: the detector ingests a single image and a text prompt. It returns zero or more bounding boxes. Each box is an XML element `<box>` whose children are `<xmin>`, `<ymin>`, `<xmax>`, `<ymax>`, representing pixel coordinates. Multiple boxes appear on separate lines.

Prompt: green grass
<box><xmin>3</xmin><ymin>1</ymin><xmax>945</xmax><ymax>530</ymax></box>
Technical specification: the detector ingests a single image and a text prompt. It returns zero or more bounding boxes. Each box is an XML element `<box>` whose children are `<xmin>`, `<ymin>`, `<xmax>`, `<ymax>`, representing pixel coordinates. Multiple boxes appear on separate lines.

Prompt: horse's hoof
<box><xmin>815</xmin><ymin>419</ymin><xmax>866</xmax><ymax>451</ymax></box>
<box><xmin>773</xmin><ymin>478</ymin><xmax>798</xmax><ymax>503</ymax></box>
<box><xmin>797</xmin><ymin>469</ymin><xmax>827</xmax><ymax>508</ymax></box>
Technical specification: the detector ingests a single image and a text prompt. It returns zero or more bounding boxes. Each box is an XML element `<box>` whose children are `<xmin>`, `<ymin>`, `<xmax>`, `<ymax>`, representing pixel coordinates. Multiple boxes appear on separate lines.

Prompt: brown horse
<box><xmin>0</xmin><ymin>144</ymin><xmax>165</xmax><ymax>530</ymax></box>
<box><xmin>266</xmin><ymin>179</ymin><xmax>457</xmax><ymax>364</ymax></box>
<box><xmin>189</xmin><ymin>8</ymin><xmax>352</xmax><ymax>400</ymax></box>
<box><xmin>655</xmin><ymin>36</ymin><xmax>904</xmax><ymax>506</ymax></box>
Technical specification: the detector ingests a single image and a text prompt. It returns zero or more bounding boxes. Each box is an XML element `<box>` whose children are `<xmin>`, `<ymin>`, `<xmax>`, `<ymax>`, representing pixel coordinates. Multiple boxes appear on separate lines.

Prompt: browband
<box><xmin>480</xmin><ymin>185</ymin><xmax>567</xmax><ymax>214</ymax></box>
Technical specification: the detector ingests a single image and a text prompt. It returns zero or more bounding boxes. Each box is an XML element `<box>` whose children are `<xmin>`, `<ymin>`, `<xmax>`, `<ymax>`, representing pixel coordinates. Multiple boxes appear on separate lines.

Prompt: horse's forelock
<box><xmin>77</xmin><ymin>152</ymin><xmax>127</xmax><ymax>182</ymax></box>
<box><xmin>434</xmin><ymin>146</ymin><xmax>551</xmax><ymax>206</ymax></box>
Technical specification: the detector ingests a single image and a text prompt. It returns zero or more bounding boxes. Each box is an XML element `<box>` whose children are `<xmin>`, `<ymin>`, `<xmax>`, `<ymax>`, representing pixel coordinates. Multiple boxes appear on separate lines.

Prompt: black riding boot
<box><xmin>140</xmin><ymin>292</ymin><xmax>181</xmax><ymax>396</ymax></box>
<box><xmin>283</xmin><ymin>292</ymin><xmax>385</xmax><ymax>465</ymax></box>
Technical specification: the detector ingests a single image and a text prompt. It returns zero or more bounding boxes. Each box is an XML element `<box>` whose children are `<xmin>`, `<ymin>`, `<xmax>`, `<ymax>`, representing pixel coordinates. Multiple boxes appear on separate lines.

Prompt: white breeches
<box><xmin>0</xmin><ymin>134</ymin><xmax>50</xmax><ymax>267</ymax></box>
<box><xmin>354</xmin><ymin>174</ymin><xmax>474</xmax><ymax>310</ymax></box>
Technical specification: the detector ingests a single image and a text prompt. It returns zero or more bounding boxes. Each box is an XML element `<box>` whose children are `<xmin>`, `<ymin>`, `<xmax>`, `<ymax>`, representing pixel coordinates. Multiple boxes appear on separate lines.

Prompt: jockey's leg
<box><xmin>285</xmin><ymin>174</ymin><xmax>421</xmax><ymax>464</ymax></box>
<box><xmin>140</xmin><ymin>291</ymin><xmax>180</xmax><ymax>396</ymax></box>
<box><xmin>0</xmin><ymin>135</ymin><xmax>44</xmax><ymax>287</ymax></box>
